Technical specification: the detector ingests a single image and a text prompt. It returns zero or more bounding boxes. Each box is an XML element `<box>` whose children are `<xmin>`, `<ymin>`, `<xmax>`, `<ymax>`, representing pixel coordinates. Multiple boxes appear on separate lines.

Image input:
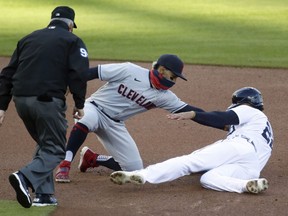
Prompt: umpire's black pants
<box><xmin>13</xmin><ymin>96</ymin><xmax>67</xmax><ymax>195</ymax></box>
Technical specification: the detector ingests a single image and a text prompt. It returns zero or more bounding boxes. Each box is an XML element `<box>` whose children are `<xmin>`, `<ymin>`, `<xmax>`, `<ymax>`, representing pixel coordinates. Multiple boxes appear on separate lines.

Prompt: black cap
<box><xmin>156</xmin><ymin>54</ymin><xmax>186</xmax><ymax>81</ymax></box>
<box><xmin>51</xmin><ymin>6</ymin><xmax>77</xmax><ymax>28</ymax></box>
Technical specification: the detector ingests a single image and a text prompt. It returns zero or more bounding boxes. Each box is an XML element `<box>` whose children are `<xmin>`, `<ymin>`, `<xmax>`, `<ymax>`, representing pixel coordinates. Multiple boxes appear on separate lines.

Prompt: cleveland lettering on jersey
<box><xmin>118</xmin><ymin>84</ymin><xmax>156</xmax><ymax>110</ymax></box>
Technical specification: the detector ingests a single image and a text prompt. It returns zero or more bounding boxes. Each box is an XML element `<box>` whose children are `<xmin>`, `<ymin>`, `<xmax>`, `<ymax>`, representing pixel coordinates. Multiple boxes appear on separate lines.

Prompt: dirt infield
<box><xmin>0</xmin><ymin>57</ymin><xmax>287</xmax><ymax>216</ymax></box>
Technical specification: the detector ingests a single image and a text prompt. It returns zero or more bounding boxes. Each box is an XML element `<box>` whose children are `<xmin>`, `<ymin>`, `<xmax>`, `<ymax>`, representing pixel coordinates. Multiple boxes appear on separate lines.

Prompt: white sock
<box><xmin>64</xmin><ymin>151</ymin><xmax>73</xmax><ymax>162</ymax></box>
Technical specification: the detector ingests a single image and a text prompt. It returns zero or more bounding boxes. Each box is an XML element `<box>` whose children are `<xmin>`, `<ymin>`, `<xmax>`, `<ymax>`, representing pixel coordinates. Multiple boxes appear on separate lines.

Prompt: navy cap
<box><xmin>156</xmin><ymin>54</ymin><xmax>186</xmax><ymax>81</ymax></box>
<box><xmin>51</xmin><ymin>6</ymin><xmax>77</xmax><ymax>28</ymax></box>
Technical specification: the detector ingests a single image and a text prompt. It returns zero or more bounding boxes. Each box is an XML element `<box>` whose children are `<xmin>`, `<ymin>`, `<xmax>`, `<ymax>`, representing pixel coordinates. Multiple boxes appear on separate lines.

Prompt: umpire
<box><xmin>0</xmin><ymin>6</ymin><xmax>89</xmax><ymax>208</ymax></box>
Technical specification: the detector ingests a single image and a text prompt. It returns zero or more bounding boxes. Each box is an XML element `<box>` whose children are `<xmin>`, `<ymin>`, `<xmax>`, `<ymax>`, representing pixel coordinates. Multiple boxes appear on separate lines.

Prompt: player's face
<box><xmin>160</xmin><ymin>67</ymin><xmax>178</xmax><ymax>83</ymax></box>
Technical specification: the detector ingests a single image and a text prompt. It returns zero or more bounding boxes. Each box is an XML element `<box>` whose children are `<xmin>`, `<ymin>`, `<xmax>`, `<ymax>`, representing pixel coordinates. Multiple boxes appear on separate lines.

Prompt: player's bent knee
<box><xmin>199</xmin><ymin>172</ymin><xmax>216</xmax><ymax>189</ymax></box>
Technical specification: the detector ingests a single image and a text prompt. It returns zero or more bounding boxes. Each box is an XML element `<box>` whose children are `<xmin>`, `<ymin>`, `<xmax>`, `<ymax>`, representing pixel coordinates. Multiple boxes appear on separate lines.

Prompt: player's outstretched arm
<box><xmin>167</xmin><ymin>111</ymin><xmax>195</xmax><ymax>120</ymax></box>
<box><xmin>168</xmin><ymin>110</ymin><xmax>239</xmax><ymax>130</ymax></box>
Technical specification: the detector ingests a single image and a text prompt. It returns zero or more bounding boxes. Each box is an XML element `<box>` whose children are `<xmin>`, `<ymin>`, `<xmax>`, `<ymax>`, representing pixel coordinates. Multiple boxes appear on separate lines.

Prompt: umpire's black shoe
<box><xmin>8</xmin><ymin>171</ymin><xmax>32</xmax><ymax>208</ymax></box>
<box><xmin>32</xmin><ymin>194</ymin><xmax>58</xmax><ymax>207</ymax></box>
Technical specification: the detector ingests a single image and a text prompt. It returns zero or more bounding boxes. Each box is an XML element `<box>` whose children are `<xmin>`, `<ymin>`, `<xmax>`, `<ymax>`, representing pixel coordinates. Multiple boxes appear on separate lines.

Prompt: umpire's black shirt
<box><xmin>0</xmin><ymin>20</ymin><xmax>89</xmax><ymax>110</ymax></box>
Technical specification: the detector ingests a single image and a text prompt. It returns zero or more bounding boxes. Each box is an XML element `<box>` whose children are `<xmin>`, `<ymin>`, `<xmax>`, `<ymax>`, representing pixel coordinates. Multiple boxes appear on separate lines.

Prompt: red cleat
<box><xmin>55</xmin><ymin>160</ymin><xmax>71</xmax><ymax>183</ymax></box>
<box><xmin>78</xmin><ymin>146</ymin><xmax>99</xmax><ymax>172</ymax></box>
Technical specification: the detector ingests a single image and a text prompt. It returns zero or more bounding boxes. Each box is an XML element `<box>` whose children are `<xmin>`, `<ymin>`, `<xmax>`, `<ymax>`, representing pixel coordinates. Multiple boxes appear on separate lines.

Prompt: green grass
<box><xmin>1</xmin><ymin>0</ymin><xmax>287</xmax><ymax>68</ymax></box>
<box><xmin>0</xmin><ymin>200</ymin><xmax>55</xmax><ymax>216</ymax></box>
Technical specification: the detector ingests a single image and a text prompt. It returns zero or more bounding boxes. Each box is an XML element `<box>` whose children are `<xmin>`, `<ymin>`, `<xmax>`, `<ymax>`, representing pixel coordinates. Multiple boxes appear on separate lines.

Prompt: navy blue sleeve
<box><xmin>85</xmin><ymin>67</ymin><xmax>99</xmax><ymax>81</ymax></box>
<box><xmin>193</xmin><ymin>110</ymin><xmax>239</xmax><ymax>130</ymax></box>
<box><xmin>175</xmin><ymin>104</ymin><xmax>205</xmax><ymax>113</ymax></box>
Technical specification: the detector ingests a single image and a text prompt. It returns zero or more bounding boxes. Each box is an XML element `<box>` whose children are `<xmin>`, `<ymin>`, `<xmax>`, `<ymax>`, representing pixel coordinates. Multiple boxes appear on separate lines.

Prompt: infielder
<box><xmin>110</xmin><ymin>87</ymin><xmax>274</xmax><ymax>194</ymax></box>
<box><xmin>55</xmin><ymin>54</ymin><xmax>204</xmax><ymax>182</ymax></box>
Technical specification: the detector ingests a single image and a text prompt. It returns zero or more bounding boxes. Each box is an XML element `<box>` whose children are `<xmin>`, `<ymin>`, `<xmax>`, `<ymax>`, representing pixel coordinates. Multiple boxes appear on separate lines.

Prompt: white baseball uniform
<box><xmin>78</xmin><ymin>62</ymin><xmax>187</xmax><ymax>171</ymax></box>
<box><xmin>132</xmin><ymin>105</ymin><xmax>274</xmax><ymax>193</ymax></box>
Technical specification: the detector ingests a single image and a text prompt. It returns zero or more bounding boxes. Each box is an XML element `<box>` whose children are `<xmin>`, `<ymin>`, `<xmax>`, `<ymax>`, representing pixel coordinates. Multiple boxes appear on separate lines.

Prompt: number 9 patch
<box><xmin>80</xmin><ymin>48</ymin><xmax>88</xmax><ymax>57</ymax></box>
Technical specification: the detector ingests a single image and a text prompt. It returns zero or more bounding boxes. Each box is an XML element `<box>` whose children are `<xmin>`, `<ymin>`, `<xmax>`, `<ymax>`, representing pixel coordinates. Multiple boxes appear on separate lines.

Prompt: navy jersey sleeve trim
<box><xmin>175</xmin><ymin>104</ymin><xmax>205</xmax><ymax>113</ymax></box>
<box><xmin>193</xmin><ymin>110</ymin><xmax>239</xmax><ymax>130</ymax></box>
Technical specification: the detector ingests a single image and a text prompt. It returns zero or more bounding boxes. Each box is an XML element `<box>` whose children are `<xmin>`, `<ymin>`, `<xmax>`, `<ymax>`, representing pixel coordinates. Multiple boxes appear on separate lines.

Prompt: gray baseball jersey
<box><xmin>79</xmin><ymin>62</ymin><xmax>187</xmax><ymax>170</ymax></box>
<box><xmin>86</xmin><ymin>62</ymin><xmax>187</xmax><ymax>121</ymax></box>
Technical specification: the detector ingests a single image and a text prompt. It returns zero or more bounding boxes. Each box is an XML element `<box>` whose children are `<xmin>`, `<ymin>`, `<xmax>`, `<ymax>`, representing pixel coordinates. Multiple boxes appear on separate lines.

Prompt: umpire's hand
<box><xmin>0</xmin><ymin>110</ymin><xmax>5</xmax><ymax>126</ymax></box>
<box><xmin>73</xmin><ymin>107</ymin><xmax>84</xmax><ymax>120</ymax></box>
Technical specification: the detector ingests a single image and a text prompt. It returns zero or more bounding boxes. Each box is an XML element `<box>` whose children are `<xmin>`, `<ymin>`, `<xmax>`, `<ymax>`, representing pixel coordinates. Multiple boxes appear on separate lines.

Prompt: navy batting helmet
<box><xmin>230</xmin><ymin>87</ymin><xmax>264</xmax><ymax>111</ymax></box>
